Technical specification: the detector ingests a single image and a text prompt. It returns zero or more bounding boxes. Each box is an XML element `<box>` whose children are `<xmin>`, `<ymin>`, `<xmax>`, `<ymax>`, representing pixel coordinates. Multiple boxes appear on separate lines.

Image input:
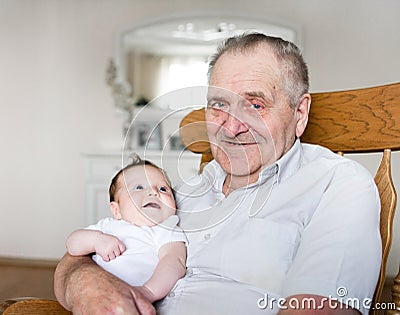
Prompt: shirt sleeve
<box><xmin>281</xmin><ymin>161</ymin><xmax>381</xmax><ymax>314</ymax></box>
<box><xmin>152</xmin><ymin>215</ymin><xmax>188</xmax><ymax>251</ymax></box>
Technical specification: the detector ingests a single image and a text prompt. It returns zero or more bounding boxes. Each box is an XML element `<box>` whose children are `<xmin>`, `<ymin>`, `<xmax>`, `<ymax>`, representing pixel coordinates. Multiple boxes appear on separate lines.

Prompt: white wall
<box><xmin>0</xmin><ymin>0</ymin><xmax>399</xmax><ymax>275</ymax></box>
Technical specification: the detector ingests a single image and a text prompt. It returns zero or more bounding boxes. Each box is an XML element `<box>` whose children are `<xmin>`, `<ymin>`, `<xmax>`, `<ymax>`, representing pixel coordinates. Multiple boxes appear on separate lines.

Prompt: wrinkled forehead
<box><xmin>208</xmin><ymin>51</ymin><xmax>282</xmax><ymax>99</ymax></box>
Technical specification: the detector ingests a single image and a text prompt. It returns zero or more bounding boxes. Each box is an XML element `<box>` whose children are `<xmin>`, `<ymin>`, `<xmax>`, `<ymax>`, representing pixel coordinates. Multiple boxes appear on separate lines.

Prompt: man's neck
<box><xmin>222</xmin><ymin>172</ymin><xmax>260</xmax><ymax>196</ymax></box>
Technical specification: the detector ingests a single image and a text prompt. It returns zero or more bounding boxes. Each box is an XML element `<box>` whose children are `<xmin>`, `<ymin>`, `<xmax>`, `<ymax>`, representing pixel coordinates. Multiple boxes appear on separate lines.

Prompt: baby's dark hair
<box><xmin>109</xmin><ymin>153</ymin><xmax>170</xmax><ymax>202</ymax></box>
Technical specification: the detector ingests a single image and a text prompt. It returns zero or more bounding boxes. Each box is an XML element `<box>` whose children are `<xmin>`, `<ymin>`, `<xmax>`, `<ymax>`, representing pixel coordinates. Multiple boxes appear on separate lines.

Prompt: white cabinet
<box><xmin>83</xmin><ymin>150</ymin><xmax>201</xmax><ymax>224</ymax></box>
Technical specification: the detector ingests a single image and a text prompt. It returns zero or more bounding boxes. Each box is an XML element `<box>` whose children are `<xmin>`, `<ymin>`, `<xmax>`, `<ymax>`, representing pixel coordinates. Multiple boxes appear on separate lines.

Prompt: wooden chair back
<box><xmin>180</xmin><ymin>82</ymin><xmax>400</xmax><ymax>314</ymax></box>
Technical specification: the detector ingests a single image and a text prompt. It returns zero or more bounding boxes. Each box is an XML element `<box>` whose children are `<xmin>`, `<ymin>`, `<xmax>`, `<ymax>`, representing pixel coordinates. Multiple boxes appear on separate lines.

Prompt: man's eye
<box><xmin>251</xmin><ymin>103</ymin><xmax>262</xmax><ymax>110</ymax></box>
<box><xmin>209</xmin><ymin>101</ymin><xmax>227</xmax><ymax>109</ymax></box>
<box><xmin>134</xmin><ymin>185</ymin><xmax>144</xmax><ymax>190</ymax></box>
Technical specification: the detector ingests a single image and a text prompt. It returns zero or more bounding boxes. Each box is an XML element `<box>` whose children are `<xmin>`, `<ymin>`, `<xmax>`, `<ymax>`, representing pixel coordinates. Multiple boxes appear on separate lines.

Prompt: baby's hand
<box><xmin>94</xmin><ymin>233</ymin><xmax>126</xmax><ymax>262</ymax></box>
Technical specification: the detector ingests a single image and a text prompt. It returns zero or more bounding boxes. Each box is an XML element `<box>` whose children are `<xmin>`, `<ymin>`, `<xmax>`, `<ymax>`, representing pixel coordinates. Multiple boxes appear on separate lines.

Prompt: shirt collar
<box><xmin>273</xmin><ymin>138</ymin><xmax>303</xmax><ymax>184</ymax></box>
<box><xmin>202</xmin><ymin>159</ymin><xmax>226</xmax><ymax>193</ymax></box>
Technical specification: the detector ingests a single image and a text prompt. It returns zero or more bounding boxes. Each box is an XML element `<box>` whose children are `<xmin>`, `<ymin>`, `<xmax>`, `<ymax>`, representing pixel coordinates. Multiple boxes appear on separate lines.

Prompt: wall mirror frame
<box><xmin>106</xmin><ymin>13</ymin><xmax>302</xmax><ymax>115</ymax></box>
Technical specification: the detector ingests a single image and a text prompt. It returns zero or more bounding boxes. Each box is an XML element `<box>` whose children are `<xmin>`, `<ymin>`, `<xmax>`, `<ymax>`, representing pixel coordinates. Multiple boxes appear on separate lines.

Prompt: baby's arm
<box><xmin>66</xmin><ymin>229</ymin><xmax>126</xmax><ymax>262</ymax></box>
<box><xmin>138</xmin><ymin>241</ymin><xmax>187</xmax><ymax>302</ymax></box>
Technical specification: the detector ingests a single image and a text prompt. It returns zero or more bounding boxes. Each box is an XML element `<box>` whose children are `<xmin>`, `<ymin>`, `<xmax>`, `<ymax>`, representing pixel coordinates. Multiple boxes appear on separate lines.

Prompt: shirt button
<box><xmin>186</xmin><ymin>267</ymin><xmax>193</xmax><ymax>277</ymax></box>
<box><xmin>168</xmin><ymin>291</ymin><xmax>175</xmax><ymax>297</ymax></box>
<box><xmin>204</xmin><ymin>233</ymin><xmax>211</xmax><ymax>240</ymax></box>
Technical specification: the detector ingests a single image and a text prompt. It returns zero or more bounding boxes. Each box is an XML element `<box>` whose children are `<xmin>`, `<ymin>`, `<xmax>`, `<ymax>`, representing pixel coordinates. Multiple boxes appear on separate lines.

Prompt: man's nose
<box><xmin>223</xmin><ymin>111</ymin><xmax>249</xmax><ymax>136</ymax></box>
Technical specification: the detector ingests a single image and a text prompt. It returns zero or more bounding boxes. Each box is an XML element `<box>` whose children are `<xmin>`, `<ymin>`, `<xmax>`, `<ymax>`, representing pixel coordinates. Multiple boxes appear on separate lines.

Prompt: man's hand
<box><xmin>54</xmin><ymin>253</ymin><xmax>155</xmax><ymax>315</ymax></box>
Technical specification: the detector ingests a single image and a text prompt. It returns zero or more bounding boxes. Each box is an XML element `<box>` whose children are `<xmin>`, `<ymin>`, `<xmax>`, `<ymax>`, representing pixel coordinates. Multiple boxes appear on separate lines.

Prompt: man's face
<box><xmin>206</xmin><ymin>46</ymin><xmax>308</xmax><ymax>179</ymax></box>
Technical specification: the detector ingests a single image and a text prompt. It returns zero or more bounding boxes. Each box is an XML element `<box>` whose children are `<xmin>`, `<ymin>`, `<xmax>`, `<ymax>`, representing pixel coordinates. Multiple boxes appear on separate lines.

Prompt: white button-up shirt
<box><xmin>157</xmin><ymin>140</ymin><xmax>381</xmax><ymax>315</ymax></box>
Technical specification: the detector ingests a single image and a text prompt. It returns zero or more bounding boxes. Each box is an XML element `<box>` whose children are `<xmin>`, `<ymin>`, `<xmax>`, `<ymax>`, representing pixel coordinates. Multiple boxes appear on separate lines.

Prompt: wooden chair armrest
<box><xmin>0</xmin><ymin>297</ymin><xmax>71</xmax><ymax>315</ymax></box>
<box><xmin>388</xmin><ymin>272</ymin><xmax>400</xmax><ymax>315</ymax></box>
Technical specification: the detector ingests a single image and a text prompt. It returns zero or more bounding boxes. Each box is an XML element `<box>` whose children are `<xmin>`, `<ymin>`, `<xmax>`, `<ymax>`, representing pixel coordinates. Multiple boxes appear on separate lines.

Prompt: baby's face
<box><xmin>113</xmin><ymin>165</ymin><xmax>176</xmax><ymax>226</ymax></box>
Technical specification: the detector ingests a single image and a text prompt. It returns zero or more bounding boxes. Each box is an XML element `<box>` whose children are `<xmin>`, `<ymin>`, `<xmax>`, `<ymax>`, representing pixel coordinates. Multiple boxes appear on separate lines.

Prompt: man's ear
<box><xmin>295</xmin><ymin>94</ymin><xmax>311</xmax><ymax>138</ymax></box>
<box><xmin>110</xmin><ymin>201</ymin><xmax>122</xmax><ymax>220</ymax></box>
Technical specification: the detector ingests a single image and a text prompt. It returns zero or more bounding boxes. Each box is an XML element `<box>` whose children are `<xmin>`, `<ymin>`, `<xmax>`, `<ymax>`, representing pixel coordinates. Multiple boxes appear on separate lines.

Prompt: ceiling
<box><xmin>122</xmin><ymin>16</ymin><xmax>297</xmax><ymax>56</ymax></box>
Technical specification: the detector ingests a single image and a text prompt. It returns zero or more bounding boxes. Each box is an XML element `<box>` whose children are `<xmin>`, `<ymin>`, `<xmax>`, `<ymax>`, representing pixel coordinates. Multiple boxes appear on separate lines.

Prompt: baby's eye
<box><xmin>159</xmin><ymin>186</ymin><xmax>168</xmax><ymax>193</ymax></box>
<box><xmin>134</xmin><ymin>185</ymin><xmax>144</xmax><ymax>190</ymax></box>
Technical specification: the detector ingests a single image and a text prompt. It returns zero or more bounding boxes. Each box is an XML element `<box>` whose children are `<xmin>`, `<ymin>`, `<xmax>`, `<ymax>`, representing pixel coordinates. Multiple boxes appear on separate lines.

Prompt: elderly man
<box><xmin>54</xmin><ymin>33</ymin><xmax>381</xmax><ymax>315</ymax></box>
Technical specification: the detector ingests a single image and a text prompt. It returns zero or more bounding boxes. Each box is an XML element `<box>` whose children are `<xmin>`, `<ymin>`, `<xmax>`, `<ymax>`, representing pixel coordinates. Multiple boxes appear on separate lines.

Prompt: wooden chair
<box><xmin>0</xmin><ymin>298</ymin><xmax>71</xmax><ymax>315</ymax></box>
<box><xmin>1</xmin><ymin>82</ymin><xmax>399</xmax><ymax>314</ymax></box>
<box><xmin>179</xmin><ymin>82</ymin><xmax>400</xmax><ymax>315</ymax></box>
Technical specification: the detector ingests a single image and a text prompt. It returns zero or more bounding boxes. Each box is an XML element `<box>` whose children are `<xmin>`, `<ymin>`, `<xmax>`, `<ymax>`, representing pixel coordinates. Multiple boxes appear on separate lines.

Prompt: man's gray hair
<box><xmin>207</xmin><ymin>32</ymin><xmax>309</xmax><ymax>108</ymax></box>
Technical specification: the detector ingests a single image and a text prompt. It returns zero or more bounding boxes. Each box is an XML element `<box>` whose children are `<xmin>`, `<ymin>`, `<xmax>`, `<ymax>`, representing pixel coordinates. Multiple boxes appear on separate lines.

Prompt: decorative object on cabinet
<box><xmin>133</xmin><ymin>120</ymin><xmax>162</xmax><ymax>150</ymax></box>
<box><xmin>168</xmin><ymin>135</ymin><xmax>186</xmax><ymax>151</ymax></box>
